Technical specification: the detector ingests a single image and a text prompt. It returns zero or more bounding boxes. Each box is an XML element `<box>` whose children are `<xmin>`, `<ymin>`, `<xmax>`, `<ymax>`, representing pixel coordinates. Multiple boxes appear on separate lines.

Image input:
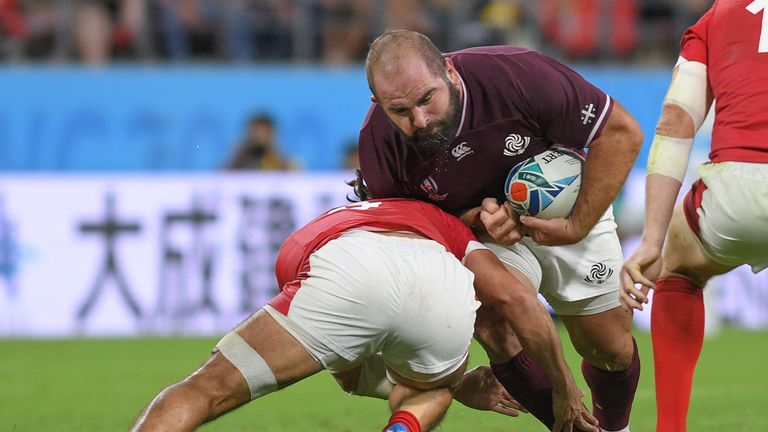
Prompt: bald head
<box><xmin>365</xmin><ymin>30</ymin><xmax>447</xmax><ymax>98</ymax></box>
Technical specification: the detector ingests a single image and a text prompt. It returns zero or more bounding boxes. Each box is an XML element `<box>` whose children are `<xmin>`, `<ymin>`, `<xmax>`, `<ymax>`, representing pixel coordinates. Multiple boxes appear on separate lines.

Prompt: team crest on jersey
<box><xmin>584</xmin><ymin>262</ymin><xmax>614</xmax><ymax>285</ymax></box>
<box><xmin>503</xmin><ymin>134</ymin><xmax>530</xmax><ymax>156</ymax></box>
<box><xmin>580</xmin><ymin>103</ymin><xmax>597</xmax><ymax>125</ymax></box>
<box><xmin>420</xmin><ymin>176</ymin><xmax>448</xmax><ymax>201</ymax></box>
<box><xmin>451</xmin><ymin>142</ymin><xmax>473</xmax><ymax>161</ymax></box>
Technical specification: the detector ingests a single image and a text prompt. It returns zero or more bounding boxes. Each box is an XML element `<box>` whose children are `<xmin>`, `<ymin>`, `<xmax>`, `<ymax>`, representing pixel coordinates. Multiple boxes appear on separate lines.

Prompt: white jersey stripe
<box><xmin>585</xmin><ymin>94</ymin><xmax>612</xmax><ymax>147</ymax></box>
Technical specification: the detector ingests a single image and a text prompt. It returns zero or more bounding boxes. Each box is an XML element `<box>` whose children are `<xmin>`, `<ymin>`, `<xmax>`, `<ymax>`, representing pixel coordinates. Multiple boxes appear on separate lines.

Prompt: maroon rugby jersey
<box><xmin>680</xmin><ymin>0</ymin><xmax>768</xmax><ymax>163</ymax></box>
<box><xmin>268</xmin><ymin>198</ymin><xmax>478</xmax><ymax>314</ymax></box>
<box><xmin>359</xmin><ymin>46</ymin><xmax>613</xmax><ymax>215</ymax></box>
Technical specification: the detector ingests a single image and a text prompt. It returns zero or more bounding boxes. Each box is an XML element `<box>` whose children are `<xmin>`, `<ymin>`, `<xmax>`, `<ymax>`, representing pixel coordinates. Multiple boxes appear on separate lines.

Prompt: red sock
<box><xmin>651</xmin><ymin>277</ymin><xmax>705</xmax><ymax>432</ymax></box>
<box><xmin>383</xmin><ymin>410</ymin><xmax>421</xmax><ymax>432</ymax></box>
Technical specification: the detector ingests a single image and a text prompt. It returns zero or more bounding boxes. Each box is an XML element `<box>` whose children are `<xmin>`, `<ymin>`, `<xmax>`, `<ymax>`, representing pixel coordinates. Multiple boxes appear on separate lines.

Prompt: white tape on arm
<box><xmin>665</xmin><ymin>58</ymin><xmax>708</xmax><ymax>130</ymax></box>
<box><xmin>646</xmin><ymin>135</ymin><xmax>694</xmax><ymax>182</ymax></box>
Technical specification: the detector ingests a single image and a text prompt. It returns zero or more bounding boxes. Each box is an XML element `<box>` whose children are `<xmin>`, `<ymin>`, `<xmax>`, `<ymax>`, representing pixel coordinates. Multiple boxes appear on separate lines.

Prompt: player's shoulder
<box><xmin>359</xmin><ymin>102</ymin><xmax>399</xmax><ymax>147</ymax></box>
<box><xmin>449</xmin><ymin>45</ymin><xmax>565</xmax><ymax>90</ymax></box>
<box><xmin>448</xmin><ymin>45</ymin><xmax>542</xmax><ymax>72</ymax></box>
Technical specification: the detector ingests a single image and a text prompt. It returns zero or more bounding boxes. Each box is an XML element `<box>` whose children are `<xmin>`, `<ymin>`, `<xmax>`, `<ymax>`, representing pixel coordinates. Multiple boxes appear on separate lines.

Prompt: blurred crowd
<box><xmin>1</xmin><ymin>0</ymin><xmax>711</xmax><ymax>66</ymax></box>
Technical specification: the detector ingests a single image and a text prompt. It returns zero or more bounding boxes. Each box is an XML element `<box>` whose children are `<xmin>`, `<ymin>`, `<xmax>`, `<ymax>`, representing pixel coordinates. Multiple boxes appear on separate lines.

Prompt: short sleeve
<box><xmin>679</xmin><ymin>6</ymin><xmax>712</xmax><ymax>64</ymax></box>
<box><xmin>518</xmin><ymin>53</ymin><xmax>614</xmax><ymax>148</ymax></box>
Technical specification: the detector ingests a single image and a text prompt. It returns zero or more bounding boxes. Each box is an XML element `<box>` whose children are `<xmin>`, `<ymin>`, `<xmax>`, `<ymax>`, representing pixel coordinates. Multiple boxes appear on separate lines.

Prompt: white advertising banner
<box><xmin>0</xmin><ymin>173</ymin><xmax>353</xmax><ymax>337</ymax></box>
<box><xmin>1</xmin><ymin>173</ymin><xmax>766</xmax><ymax>338</ymax></box>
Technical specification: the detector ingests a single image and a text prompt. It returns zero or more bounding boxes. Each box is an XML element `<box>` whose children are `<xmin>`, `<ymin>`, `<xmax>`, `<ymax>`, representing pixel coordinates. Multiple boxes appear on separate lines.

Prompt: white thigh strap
<box><xmin>216</xmin><ymin>332</ymin><xmax>278</xmax><ymax>400</ymax></box>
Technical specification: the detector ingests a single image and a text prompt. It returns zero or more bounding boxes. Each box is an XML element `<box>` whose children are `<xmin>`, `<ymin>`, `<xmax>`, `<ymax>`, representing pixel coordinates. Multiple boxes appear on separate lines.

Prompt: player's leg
<box><xmin>652</xmin><ymin>198</ymin><xmax>734</xmax><ymax>432</ymax></box>
<box><xmin>477</xmin><ymin>242</ymin><xmax>563</xmax><ymax>428</ymax></box>
<box><xmin>558</xmin><ymin>304</ymin><xmax>638</xmax><ymax>432</ymax></box>
<box><xmin>385</xmin><ymin>385</ymin><xmax>453</xmax><ymax>432</ymax></box>
<box><xmin>383</xmin><ymin>364</ymin><xmax>466</xmax><ymax>432</ymax></box>
<box><xmin>528</xmin><ymin>208</ymin><xmax>639</xmax><ymax>432</ymax></box>
<box><xmin>131</xmin><ymin>309</ymin><xmax>323</xmax><ymax>431</ymax></box>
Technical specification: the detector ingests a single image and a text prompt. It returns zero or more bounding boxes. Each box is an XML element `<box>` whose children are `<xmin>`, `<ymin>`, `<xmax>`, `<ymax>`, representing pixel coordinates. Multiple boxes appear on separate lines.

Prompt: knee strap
<box><xmin>216</xmin><ymin>332</ymin><xmax>278</xmax><ymax>400</ymax></box>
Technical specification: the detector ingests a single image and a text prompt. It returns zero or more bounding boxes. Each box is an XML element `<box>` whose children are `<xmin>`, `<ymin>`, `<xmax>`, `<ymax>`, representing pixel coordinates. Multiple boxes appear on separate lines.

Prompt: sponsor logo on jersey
<box><xmin>580</xmin><ymin>103</ymin><xmax>597</xmax><ymax>125</ymax></box>
<box><xmin>451</xmin><ymin>142</ymin><xmax>473</xmax><ymax>161</ymax></box>
<box><xmin>419</xmin><ymin>176</ymin><xmax>448</xmax><ymax>201</ymax></box>
<box><xmin>584</xmin><ymin>262</ymin><xmax>614</xmax><ymax>285</ymax></box>
<box><xmin>503</xmin><ymin>134</ymin><xmax>530</xmax><ymax>156</ymax></box>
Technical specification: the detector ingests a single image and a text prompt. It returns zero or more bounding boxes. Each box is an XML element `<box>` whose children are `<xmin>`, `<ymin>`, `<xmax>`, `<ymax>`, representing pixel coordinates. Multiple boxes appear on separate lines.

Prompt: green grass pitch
<box><xmin>2</xmin><ymin>326</ymin><xmax>766</xmax><ymax>431</ymax></box>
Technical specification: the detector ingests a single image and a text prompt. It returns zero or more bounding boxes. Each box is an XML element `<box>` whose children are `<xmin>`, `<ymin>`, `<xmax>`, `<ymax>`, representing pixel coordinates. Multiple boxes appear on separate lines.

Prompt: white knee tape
<box><xmin>216</xmin><ymin>332</ymin><xmax>278</xmax><ymax>400</ymax></box>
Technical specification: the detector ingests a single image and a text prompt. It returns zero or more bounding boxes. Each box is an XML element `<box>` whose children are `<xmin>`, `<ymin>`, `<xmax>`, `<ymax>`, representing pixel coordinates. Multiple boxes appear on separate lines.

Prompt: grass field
<box><xmin>2</xmin><ymin>326</ymin><xmax>766</xmax><ymax>431</ymax></box>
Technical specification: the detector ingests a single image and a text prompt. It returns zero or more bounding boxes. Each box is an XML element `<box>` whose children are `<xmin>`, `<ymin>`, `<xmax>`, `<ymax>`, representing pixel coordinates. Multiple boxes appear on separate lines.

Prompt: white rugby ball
<box><xmin>504</xmin><ymin>147</ymin><xmax>584</xmax><ymax>219</ymax></box>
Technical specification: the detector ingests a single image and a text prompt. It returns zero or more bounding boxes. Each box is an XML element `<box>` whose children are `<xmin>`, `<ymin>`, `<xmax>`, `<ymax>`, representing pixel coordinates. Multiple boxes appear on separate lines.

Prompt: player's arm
<box><xmin>464</xmin><ymin>248</ymin><xmax>598</xmax><ymax>431</ymax></box>
<box><xmin>621</xmin><ymin>58</ymin><xmax>712</xmax><ymax>309</ymax></box>
<box><xmin>332</xmin><ymin>355</ymin><xmax>525</xmax><ymax>417</ymax></box>
<box><xmin>514</xmin><ymin>53</ymin><xmax>643</xmax><ymax>246</ymax></box>
<box><xmin>522</xmin><ymin>101</ymin><xmax>643</xmax><ymax>245</ymax></box>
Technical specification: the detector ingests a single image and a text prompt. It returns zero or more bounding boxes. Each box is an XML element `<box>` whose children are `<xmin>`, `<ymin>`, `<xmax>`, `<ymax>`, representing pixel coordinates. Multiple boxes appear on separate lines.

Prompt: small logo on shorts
<box><xmin>584</xmin><ymin>262</ymin><xmax>613</xmax><ymax>285</ymax></box>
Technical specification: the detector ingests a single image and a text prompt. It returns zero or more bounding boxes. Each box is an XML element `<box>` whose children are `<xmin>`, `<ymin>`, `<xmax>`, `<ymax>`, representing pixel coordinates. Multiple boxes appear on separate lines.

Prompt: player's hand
<box><xmin>519</xmin><ymin>216</ymin><xmax>585</xmax><ymax>246</ymax></box>
<box><xmin>453</xmin><ymin>366</ymin><xmax>527</xmax><ymax>417</ymax></box>
<box><xmin>479</xmin><ymin>198</ymin><xmax>524</xmax><ymax>245</ymax></box>
<box><xmin>620</xmin><ymin>241</ymin><xmax>661</xmax><ymax>311</ymax></box>
<box><xmin>551</xmin><ymin>387</ymin><xmax>599</xmax><ymax>432</ymax></box>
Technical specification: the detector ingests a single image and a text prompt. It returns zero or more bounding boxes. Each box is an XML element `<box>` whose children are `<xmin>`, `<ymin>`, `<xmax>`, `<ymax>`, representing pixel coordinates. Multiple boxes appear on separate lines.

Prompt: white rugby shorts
<box><xmin>265</xmin><ymin>230</ymin><xmax>480</xmax><ymax>383</ymax></box>
<box><xmin>686</xmin><ymin>162</ymin><xmax>768</xmax><ymax>273</ymax></box>
<box><xmin>485</xmin><ymin>206</ymin><xmax>624</xmax><ymax>316</ymax></box>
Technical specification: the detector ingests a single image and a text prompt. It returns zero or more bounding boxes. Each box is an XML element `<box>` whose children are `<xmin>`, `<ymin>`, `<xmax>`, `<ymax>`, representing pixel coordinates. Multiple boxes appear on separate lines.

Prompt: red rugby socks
<box><xmin>651</xmin><ymin>277</ymin><xmax>705</xmax><ymax>432</ymax></box>
<box><xmin>383</xmin><ymin>410</ymin><xmax>421</xmax><ymax>432</ymax></box>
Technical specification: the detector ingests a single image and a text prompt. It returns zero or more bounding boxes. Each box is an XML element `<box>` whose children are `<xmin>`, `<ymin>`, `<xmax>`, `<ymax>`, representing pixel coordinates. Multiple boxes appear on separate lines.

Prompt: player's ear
<box><xmin>444</xmin><ymin>58</ymin><xmax>460</xmax><ymax>86</ymax></box>
<box><xmin>371</xmin><ymin>95</ymin><xmax>378</xmax><ymax>104</ymax></box>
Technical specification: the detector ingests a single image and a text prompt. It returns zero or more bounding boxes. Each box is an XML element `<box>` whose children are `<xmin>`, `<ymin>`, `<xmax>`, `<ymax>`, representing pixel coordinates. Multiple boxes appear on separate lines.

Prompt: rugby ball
<box><xmin>504</xmin><ymin>148</ymin><xmax>584</xmax><ymax>219</ymax></box>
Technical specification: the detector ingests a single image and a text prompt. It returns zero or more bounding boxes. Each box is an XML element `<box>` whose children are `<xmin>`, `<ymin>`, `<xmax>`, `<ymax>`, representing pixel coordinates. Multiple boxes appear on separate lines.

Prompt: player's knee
<box><xmin>579</xmin><ymin>336</ymin><xmax>635</xmax><ymax>371</ymax></box>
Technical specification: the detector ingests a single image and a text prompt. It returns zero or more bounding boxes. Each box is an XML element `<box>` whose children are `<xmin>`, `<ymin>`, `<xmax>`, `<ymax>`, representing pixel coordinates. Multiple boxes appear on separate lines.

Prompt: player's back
<box><xmin>688</xmin><ymin>0</ymin><xmax>768</xmax><ymax>161</ymax></box>
<box><xmin>275</xmin><ymin>199</ymin><xmax>477</xmax><ymax>288</ymax></box>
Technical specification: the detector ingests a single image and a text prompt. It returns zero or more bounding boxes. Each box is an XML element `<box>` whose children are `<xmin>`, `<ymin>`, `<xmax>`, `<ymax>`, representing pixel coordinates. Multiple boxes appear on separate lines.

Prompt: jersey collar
<box><xmin>456</xmin><ymin>72</ymin><xmax>468</xmax><ymax>137</ymax></box>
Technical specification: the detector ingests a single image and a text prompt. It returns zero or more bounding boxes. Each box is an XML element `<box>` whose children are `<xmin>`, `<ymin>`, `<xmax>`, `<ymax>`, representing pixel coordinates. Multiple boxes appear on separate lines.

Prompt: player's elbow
<box><xmin>656</xmin><ymin>103</ymin><xmax>697</xmax><ymax>138</ymax></box>
<box><xmin>622</xmin><ymin>116</ymin><xmax>644</xmax><ymax>158</ymax></box>
<box><xmin>603</xmin><ymin>103</ymin><xmax>643</xmax><ymax>158</ymax></box>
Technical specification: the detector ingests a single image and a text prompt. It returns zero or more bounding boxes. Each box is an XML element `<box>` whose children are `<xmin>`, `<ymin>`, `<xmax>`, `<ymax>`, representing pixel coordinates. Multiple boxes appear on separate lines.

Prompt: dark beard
<box><xmin>404</xmin><ymin>81</ymin><xmax>461</xmax><ymax>157</ymax></box>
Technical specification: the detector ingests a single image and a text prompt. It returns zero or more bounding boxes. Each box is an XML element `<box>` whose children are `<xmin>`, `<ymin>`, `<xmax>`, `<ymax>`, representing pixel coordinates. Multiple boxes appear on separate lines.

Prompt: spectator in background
<box><xmin>74</xmin><ymin>0</ymin><xmax>147</xmax><ymax>65</ymax></box>
<box><xmin>225</xmin><ymin>114</ymin><xmax>292</xmax><ymax>171</ymax></box>
<box><xmin>152</xmin><ymin>0</ymin><xmax>219</xmax><ymax>60</ymax></box>
<box><xmin>0</xmin><ymin>0</ymin><xmax>58</xmax><ymax>60</ymax></box>
<box><xmin>316</xmin><ymin>0</ymin><xmax>370</xmax><ymax>64</ymax></box>
<box><xmin>221</xmin><ymin>0</ymin><xmax>293</xmax><ymax>61</ymax></box>
<box><xmin>538</xmin><ymin>0</ymin><xmax>638</xmax><ymax>60</ymax></box>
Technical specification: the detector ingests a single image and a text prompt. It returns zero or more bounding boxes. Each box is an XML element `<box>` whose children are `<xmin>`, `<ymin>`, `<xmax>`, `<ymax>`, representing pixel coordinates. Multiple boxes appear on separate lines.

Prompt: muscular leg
<box><xmin>652</xmin><ymin>203</ymin><xmax>734</xmax><ymax>432</ymax></box>
<box><xmin>383</xmin><ymin>362</ymin><xmax>466</xmax><ymax>432</ymax></box>
<box><xmin>474</xmin><ymin>265</ymin><xmax>563</xmax><ymax>429</ymax></box>
<box><xmin>560</xmin><ymin>305</ymin><xmax>638</xmax><ymax>431</ymax></box>
<box><xmin>131</xmin><ymin>310</ymin><xmax>323</xmax><ymax>431</ymax></box>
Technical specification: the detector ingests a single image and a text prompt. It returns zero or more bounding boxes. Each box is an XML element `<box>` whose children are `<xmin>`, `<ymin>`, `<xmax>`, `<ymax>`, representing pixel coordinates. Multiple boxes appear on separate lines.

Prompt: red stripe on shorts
<box><xmin>683</xmin><ymin>178</ymin><xmax>707</xmax><ymax>239</ymax></box>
